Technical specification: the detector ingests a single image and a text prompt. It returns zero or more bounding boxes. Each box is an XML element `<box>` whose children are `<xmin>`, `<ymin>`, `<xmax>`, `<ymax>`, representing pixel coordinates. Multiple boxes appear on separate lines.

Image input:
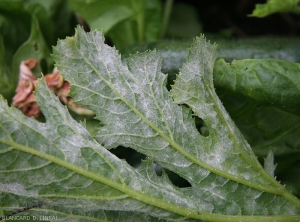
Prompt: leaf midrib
<box><xmin>2</xmin><ymin>138</ymin><xmax>300</xmax><ymax>222</ymax></box>
<box><xmin>0</xmin><ymin>138</ymin><xmax>203</xmax><ymax>220</ymax></box>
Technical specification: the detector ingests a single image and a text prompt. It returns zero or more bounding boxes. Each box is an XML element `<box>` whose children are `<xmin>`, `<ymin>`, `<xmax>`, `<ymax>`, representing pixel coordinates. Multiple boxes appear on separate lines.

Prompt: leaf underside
<box><xmin>1</xmin><ymin>26</ymin><xmax>300</xmax><ymax>221</ymax></box>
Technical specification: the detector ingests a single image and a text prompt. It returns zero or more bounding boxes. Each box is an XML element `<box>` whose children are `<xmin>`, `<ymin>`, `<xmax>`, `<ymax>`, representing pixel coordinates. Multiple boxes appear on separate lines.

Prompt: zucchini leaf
<box><xmin>122</xmin><ymin>40</ymin><xmax>300</xmax><ymax>198</ymax></box>
<box><xmin>213</xmin><ymin>58</ymin><xmax>300</xmax><ymax>158</ymax></box>
<box><xmin>214</xmin><ymin>59</ymin><xmax>300</xmax><ymax>112</ymax></box>
<box><xmin>0</xmin><ymin>79</ymin><xmax>198</xmax><ymax>221</ymax></box>
<box><xmin>250</xmin><ymin>0</ymin><xmax>300</xmax><ymax>17</ymax></box>
<box><xmin>1</xmin><ymin>27</ymin><xmax>300</xmax><ymax>221</ymax></box>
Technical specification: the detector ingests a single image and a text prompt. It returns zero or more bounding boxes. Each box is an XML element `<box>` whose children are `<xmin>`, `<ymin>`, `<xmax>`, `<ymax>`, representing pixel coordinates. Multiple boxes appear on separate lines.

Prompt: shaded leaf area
<box><xmin>213</xmin><ymin>59</ymin><xmax>300</xmax><ymax>157</ymax></box>
<box><xmin>215</xmin><ymin>93</ymin><xmax>300</xmax><ymax>198</ymax></box>
<box><xmin>0</xmin><ymin>0</ymin><xmax>74</xmax><ymax>103</ymax></box>
<box><xmin>0</xmin><ymin>80</ymin><xmax>201</xmax><ymax>221</ymax></box>
<box><xmin>0</xmin><ymin>36</ymin><xmax>14</xmax><ymax>101</ymax></box>
<box><xmin>214</xmin><ymin>59</ymin><xmax>300</xmax><ymax>112</ymax></box>
<box><xmin>166</xmin><ymin>2</ymin><xmax>202</xmax><ymax>38</ymax></box>
<box><xmin>213</xmin><ymin>58</ymin><xmax>300</xmax><ymax>197</ymax></box>
<box><xmin>250</xmin><ymin>0</ymin><xmax>300</xmax><ymax>18</ymax></box>
<box><xmin>0</xmin><ymin>0</ymin><xmax>74</xmax><ymax>48</ymax></box>
<box><xmin>69</xmin><ymin>0</ymin><xmax>161</xmax><ymax>49</ymax></box>
<box><xmin>51</xmin><ymin>27</ymin><xmax>300</xmax><ymax>219</ymax></box>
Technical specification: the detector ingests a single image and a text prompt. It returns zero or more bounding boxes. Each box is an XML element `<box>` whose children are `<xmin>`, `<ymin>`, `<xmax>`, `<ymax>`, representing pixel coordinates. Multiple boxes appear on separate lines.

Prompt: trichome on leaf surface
<box><xmin>1</xmin><ymin>26</ymin><xmax>300</xmax><ymax>221</ymax></box>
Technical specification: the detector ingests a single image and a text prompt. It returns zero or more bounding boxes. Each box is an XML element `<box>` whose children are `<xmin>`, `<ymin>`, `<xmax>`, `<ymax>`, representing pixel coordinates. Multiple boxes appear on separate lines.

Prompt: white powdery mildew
<box><xmin>191</xmin><ymin>178</ymin><xmax>270</xmax><ymax>215</ymax></box>
<box><xmin>205</xmin><ymin>149</ymin><xmax>224</xmax><ymax>167</ymax></box>
<box><xmin>53</xmin><ymin>133</ymin><xmax>84</xmax><ymax>165</ymax></box>
<box><xmin>0</xmin><ymin>182</ymin><xmax>38</xmax><ymax>196</ymax></box>
<box><xmin>138</xmin><ymin>97</ymin><xmax>155</xmax><ymax>119</ymax></box>
<box><xmin>166</xmin><ymin>35</ymin><xmax>293</xmax><ymax>204</ymax></box>
<box><xmin>138</xmin><ymin>166</ymin><xmax>199</xmax><ymax>211</ymax></box>
<box><xmin>171</xmin><ymin>153</ymin><xmax>192</xmax><ymax>168</ymax></box>
<box><xmin>49</xmin><ymin>28</ymin><xmax>300</xmax><ymax>216</ymax></box>
<box><xmin>197</xmin><ymin>103</ymin><xmax>218</xmax><ymax>126</ymax></box>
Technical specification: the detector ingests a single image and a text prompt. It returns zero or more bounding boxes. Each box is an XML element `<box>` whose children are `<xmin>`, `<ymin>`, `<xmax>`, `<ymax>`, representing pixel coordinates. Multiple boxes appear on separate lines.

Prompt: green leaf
<box><xmin>23</xmin><ymin>0</ymin><xmax>74</xmax><ymax>42</ymax></box>
<box><xmin>214</xmin><ymin>58</ymin><xmax>300</xmax><ymax>111</ymax></box>
<box><xmin>69</xmin><ymin>0</ymin><xmax>162</xmax><ymax>48</ymax></box>
<box><xmin>0</xmin><ymin>1</ymin><xmax>31</xmax><ymax>101</ymax></box>
<box><xmin>214</xmin><ymin>88</ymin><xmax>300</xmax><ymax>197</ymax></box>
<box><xmin>12</xmin><ymin>16</ymin><xmax>53</xmax><ymax>80</ymax></box>
<box><xmin>0</xmin><ymin>36</ymin><xmax>14</xmax><ymax>101</ymax></box>
<box><xmin>213</xmin><ymin>58</ymin><xmax>300</xmax><ymax>198</ymax></box>
<box><xmin>50</xmin><ymin>26</ymin><xmax>300</xmax><ymax>220</ymax></box>
<box><xmin>0</xmin><ymin>1</ymin><xmax>31</xmax><ymax>64</ymax></box>
<box><xmin>121</xmin><ymin>40</ymin><xmax>300</xmax><ymax>198</ymax></box>
<box><xmin>250</xmin><ymin>0</ymin><xmax>300</xmax><ymax>17</ymax></box>
<box><xmin>2</xmin><ymin>26</ymin><xmax>300</xmax><ymax>221</ymax></box>
<box><xmin>121</xmin><ymin>37</ymin><xmax>300</xmax><ymax>82</ymax></box>
<box><xmin>213</xmin><ymin>59</ymin><xmax>300</xmax><ymax>157</ymax></box>
<box><xmin>69</xmin><ymin>0</ymin><xmax>133</xmax><ymax>33</ymax></box>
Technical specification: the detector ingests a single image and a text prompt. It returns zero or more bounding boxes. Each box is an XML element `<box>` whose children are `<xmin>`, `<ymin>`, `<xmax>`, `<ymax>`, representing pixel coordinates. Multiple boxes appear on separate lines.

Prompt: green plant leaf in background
<box><xmin>0</xmin><ymin>0</ymin><xmax>31</xmax><ymax>62</ymax></box>
<box><xmin>0</xmin><ymin>0</ymin><xmax>31</xmax><ymax>100</ymax></box>
<box><xmin>250</xmin><ymin>0</ymin><xmax>300</xmax><ymax>17</ymax></box>
<box><xmin>12</xmin><ymin>16</ymin><xmax>52</xmax><ymax>80</ymax></box>
<box><xmin>213</xmin><ymin>58</ymin><xmax>300</xmax><ymax>197</ymax></box>
<box><xmin>23</xmin><ymin>0</ymin><xmax>75</xmax><ymax>46</ymax></box>
<box><xmin>68</xmin><ymin>0</ymin><xmax>162</xmax><ymax>48</ymax></box>
<box><xmin>214</xmin><ymin>58</ymin><xmax>300</xmax><ymax>112</ymax></box>
<box><xmin>120</xmin><ymin>37</ymin><xmax>300</xmax><ymax>85</ymax></box>
<box><xmin>0</xmin><ymin>36</ymin><xmax>14</xmax><ymax>101</ymax></box>
<box><xmin>213</xmin><ymin>58</ymin><xmax>300</xmax><ymax>158</ymax></box>
<box><xmin>69</xmin><ymin>0</ymin><xmax>133</xmax><ymax>33</ymax></box>
<box><xmin>166</xmin><ymin>2</ymin><xmax>202</xmax><ymax>38</ymax></box>
<box><xmin>0</xmin><ymin>0</ymin><xmax>74</xmax><ymax>103</ymax></box>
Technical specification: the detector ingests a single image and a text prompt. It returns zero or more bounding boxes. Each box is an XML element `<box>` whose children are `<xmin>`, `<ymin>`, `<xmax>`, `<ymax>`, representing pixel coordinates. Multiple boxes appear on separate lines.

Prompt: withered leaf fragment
<box><xmin>12</xmin><ymin>58</ymin><xmax>94</xmax><ymax>118</ymax></box>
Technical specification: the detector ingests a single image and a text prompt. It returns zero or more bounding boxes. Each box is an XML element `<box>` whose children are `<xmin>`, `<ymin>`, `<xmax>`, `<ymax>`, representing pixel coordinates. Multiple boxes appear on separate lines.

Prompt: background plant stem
<box><xmin>160</xmin><ymin>0</ymin><xmax>173</xmax><ymax>38</ymax></box>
